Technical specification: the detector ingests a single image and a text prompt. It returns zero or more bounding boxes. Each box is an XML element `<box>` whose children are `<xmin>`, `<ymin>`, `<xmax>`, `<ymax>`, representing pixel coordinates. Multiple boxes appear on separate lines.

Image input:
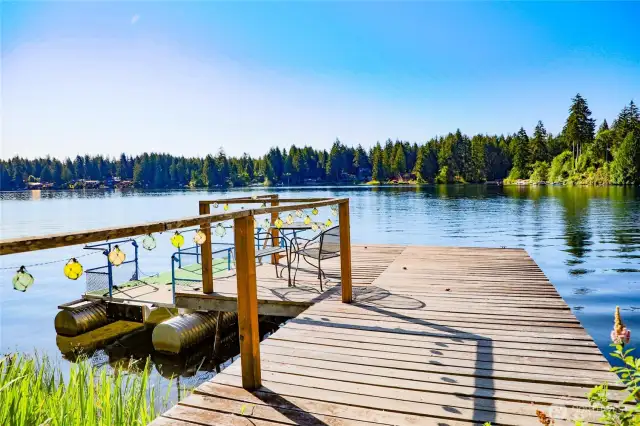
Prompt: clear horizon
<box><xmin>2</xmin><ymin>1</ymin><xmax>639</xmax><ymax>160</ymax></box>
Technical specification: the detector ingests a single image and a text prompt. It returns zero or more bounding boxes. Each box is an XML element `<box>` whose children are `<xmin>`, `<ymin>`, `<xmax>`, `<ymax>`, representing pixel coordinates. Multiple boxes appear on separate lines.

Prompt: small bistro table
<box><xmin>270</xmin><ymin>223</ymin><xmax>313</xmax><ymax>286</ymax></box>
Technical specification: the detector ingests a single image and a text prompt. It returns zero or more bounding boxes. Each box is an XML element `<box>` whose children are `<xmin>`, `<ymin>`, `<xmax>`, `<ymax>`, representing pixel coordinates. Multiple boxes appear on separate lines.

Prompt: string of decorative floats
<box><xmin>10</xmin><ymin>203</ymin><xmax>339</xmax><ymax>292</ymax></box>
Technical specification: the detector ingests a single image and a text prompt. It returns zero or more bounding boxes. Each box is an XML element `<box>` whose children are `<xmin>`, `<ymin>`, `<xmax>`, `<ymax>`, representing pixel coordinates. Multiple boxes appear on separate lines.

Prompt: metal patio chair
<box><xmin>292</xmin><ymin>226</ymin><xmax>340</xmax><ymax>291</ymax></box>
<box><xmin>253</xmin><ymin>228</ymin><xmax>290</xmax><ymax>280</ymax></box>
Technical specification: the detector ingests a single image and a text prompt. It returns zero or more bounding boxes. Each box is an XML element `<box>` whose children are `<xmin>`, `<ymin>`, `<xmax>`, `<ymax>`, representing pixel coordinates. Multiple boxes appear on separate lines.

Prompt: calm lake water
<box><xmin>1</xmin><ymin>185</ymin><xmax>639</xmax><ymax>388</ymax></box>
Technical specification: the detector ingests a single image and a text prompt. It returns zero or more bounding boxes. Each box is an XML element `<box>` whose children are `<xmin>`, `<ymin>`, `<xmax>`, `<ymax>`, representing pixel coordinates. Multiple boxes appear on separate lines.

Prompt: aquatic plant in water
<box><xmin>0</xmin><ymin>353</ymin><xmax>171</xmax><ymax>426</ymax></box>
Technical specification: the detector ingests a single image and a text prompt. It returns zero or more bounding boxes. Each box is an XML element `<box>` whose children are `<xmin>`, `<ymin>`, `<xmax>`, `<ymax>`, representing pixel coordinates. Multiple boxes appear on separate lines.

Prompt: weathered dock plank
<box><xmin>152</xmin><ymin>245</ymin><xmax>619</xmax><ymax>425</ymax></box>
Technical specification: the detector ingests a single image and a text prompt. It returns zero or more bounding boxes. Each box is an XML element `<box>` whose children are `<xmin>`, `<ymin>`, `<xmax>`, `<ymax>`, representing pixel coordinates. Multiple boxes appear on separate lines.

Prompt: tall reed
<box><xmin>0</xmin><ymin>353</ymin><xmax>169</xmax><ymax>426</ymax></box>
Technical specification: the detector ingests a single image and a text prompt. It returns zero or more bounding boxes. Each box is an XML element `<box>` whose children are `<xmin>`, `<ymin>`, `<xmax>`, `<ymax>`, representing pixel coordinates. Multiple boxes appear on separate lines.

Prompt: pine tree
<box><xmin>530</xmin><ymin>121</ymin><xmax>549</xmax><ymax>164</ymax></box>
<box><xmin>563</xmin><ymin>93</ymin><xmax>596</xmax><ymax>167</ymax></box>
<box><xmin>391</xmin><ymin>142</ymin><xmax>406</xmax><ymax>177</ymax></box>
<box><xmin>509</xmin><ymin>128</ymin><xmax>530</xmax><ymax>179</ymax></box>
<box><xmin>132</xmin><ymin>162</ymin><xmax>143</xmax><ymax>187</ymax></box>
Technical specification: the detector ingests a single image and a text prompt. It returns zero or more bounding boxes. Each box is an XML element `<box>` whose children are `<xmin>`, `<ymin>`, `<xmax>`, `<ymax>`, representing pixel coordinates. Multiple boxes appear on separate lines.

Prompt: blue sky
<box><xmin>2</xmin><ymin>2</ymin><xmax>639</xmax><ymax>159</ymax></box>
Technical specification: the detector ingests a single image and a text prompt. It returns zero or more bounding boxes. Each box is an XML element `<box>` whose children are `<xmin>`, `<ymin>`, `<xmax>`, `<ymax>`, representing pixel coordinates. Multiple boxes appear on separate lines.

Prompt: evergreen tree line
<box><xmin>1</xmin><ymin>94</ymin><xmax>639</xmax><ymax>190</ymax></box>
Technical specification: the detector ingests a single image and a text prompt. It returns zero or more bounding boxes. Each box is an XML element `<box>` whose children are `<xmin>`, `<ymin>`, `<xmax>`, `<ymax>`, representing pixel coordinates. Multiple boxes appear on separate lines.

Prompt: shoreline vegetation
<box><xmin>0</xmin><ymin>353</ymin><xmax>170</xmax><ymax>426</ymax></box>
<box><xmin>2</xmin><ymin>94</ymin><xmax>638</xmax><ymax>191</ymax></box>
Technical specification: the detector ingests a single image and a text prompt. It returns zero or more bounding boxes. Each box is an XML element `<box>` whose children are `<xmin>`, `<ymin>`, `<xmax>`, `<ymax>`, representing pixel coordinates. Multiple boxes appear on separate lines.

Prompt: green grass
<box><xmin>0</xmin><ymin>353</ymin><xmax>170</xmax><ymax>426</ymax></box>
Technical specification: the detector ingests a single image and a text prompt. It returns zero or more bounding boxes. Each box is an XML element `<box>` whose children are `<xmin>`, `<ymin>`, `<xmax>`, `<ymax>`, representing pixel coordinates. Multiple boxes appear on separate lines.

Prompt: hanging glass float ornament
<box><xmin>312</xmin><ymin>207</ymin><xmax>319</xmax><ymax>216</ymax></box>
<box><xmin>223</xmin><ymin>204</ymin><xmax>230</xmax><ymax>211</ymax></box>
<box><xmin>142</xmin><ymin>234</ymin><xmax>156</xmax><ymax>251</ymax></box>
<box><xmin>64</xmin><ymin>258</ymin><xmax>84</xmax><ymax>280</ymax></box>
<box><xmin>325</xmin><ymin>218</ymin><xmax>333</xmax><ymax>227</ymax></box>
<box><xmin>304</xmin><ymin>215</ymin><xmax>312</xmax><ymax>225</ymax></box>
<box><xmin>193</xmin><ymin>230</ymin><xmax>207</xmax><ymax>245</ymax></box>
<box><xmin>108</xmin><ymin>245</ymin><xmax>126</xmax><ymax>266</ymax></box>
<box><xmin>262</xmin><ymin>218</ymin><xmax>271</xmax><ymax>230</ymax></box>
<box><xmin>274</xmin><ymin>217</ymin><xmax>284</xmax><ymax>229</ymax></box>
<box><xmin>261</xmin><ymin>202</ymin><xmax>267</xmax><ymax>208</ymax></box>
<box><xmin>330</xmin><ymin>204</ymin><xmax>338</xmax><ymax>216</ymax></box>
<box><xmin>320</xmin><ymin>223</ymin><xmax>327</xmax><ymax>231</ymax></box>
<box><xmin>170</xmin><ymin>232</ymin><xmax>185</xmax><ymax>249</ymax></box>
<box><xmin>213</xmin><ymin>202</ymin><xmax>219</xmax><ymax>208</ymax></box>
<box><xmin>251</xmin><ymin>194</ymin><xmax>258</xmax><ymax>200</ymax></box>
<box><xmin>13</xmin><ymin>266</ymin><xmax>34</xmax><ymax>292</ymax></box>
<box><xmin>295</xmin><ymin>209</ymin><xmax>303</xmax><ymax>218</ymax></box>
<box><xmin>286</xmin><ymin>214</ymin><xmax>294</xmax><ymax>225</ymax></box>
<box><xmin>311</xmin><ymin>223</ymin><xmax>319</xmax><ymax>232</ymax></box>
<box><xmin>215</xmin><ymin>223</ymin><xmax>227</xmax><ymax>237</ymax></box>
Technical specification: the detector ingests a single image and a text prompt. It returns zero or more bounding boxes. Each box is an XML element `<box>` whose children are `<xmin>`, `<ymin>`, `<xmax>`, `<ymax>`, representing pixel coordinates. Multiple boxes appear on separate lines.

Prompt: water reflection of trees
<box><xmin>557</xmin><ymin>188</ymin><xmax>593</xmax><ymax>265</ymax></box>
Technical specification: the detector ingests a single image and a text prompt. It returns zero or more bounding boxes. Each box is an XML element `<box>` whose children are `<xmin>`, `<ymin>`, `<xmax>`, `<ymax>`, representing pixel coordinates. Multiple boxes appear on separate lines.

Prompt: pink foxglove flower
<box><xmin>611</xmin><ymin>306</ymin><xmax>631</xmax><ymax>345</ymax></box>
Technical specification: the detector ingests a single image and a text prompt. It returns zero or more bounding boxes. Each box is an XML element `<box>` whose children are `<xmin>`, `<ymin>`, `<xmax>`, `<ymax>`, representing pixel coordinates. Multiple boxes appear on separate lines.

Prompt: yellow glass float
<box><xmin>13</xmin><ymin>266</ymin><xmax>34</xmax><ymax>292</ymax></box>
<box><xmin>304</xmin><ymin>215</ymin><xmax>312</xmax><ymax>225</ymax></box>
<box><xmin>325</xmin><ymin>218</ymin><xmax>333</xmax><ymax>227</ymax></box>
<box><xmin>312</xmin><ymin>207</ymin><xmax>319</xmax><ymax>215</ymax></box>
<box><xmin>108</xmin><ymin>245</ymin><xmax>126</xmax><ymax>266</ymax></box>
<box><xmin>170</xmin><ymin>232</ymin><xmax>185</xmax><ymax>249</ymax></box>
<box><xmin>274</xmin><ymin>217</ymin><xmax>283</xmax><ymax>229</ymax></box>
<box><xmin>223</xmin><ymin>204</ymin><xmax>229</xmax><ymax>211</ymax></box>
<box><xmin>193</xmin><ymin>230</ymin><xmax>207</xmax><ymax>245</ymax></box>
<box><xmin>64</xmin><ymin>258</ymin><xmax>84</xmax><ymax>280</ymax></box>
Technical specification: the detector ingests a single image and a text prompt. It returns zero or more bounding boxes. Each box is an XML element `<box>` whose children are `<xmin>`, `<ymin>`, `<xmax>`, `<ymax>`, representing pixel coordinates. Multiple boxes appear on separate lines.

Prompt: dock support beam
<box><xmin>339</xmin><ymin>201</ymin><xmax>353</xmax><ymax>303</ymax></box>
<box><xmin>199</xmin><ymin>202</ymin><xmax>214</xmax><ymax>294</ymax></box>
<box><xmin>234</xmin><ymin>215</ymin><xmax>261</xmax><ymax>390</ymax></box>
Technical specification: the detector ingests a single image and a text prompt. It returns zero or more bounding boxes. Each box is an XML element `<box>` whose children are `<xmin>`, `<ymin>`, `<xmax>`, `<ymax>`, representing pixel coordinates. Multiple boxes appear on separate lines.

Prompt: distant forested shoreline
<box><xmin>2</xmin><ymin>94</ymin><xmax>638</xmax><ymax>191</ymax></box>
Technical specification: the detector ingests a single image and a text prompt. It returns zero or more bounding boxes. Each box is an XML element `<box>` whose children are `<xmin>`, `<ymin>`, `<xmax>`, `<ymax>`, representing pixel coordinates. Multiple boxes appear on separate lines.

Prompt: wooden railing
<box><xmin>0</xmin><ymin>194</ymin><xmax>352</xmax><ymax>390</ymax></box>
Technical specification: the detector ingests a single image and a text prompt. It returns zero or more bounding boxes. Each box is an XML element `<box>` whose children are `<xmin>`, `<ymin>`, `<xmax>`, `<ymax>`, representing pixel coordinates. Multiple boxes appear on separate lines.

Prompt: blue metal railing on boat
<box><xmin>170</xmin><ymin>243</ymin><xmax>234</xmax><ymax>304</ymax></box>
<box><xmin>84</xmin><ymin>238</ymin><xmax>139</xmax><ymax>297</ymax></box>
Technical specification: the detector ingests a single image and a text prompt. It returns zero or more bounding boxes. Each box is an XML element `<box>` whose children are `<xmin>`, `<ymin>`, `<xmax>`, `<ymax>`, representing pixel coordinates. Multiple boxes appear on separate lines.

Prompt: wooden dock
<box><xmin>152</xmin><ymin>244</ymin><xmax>622</xmax><ymax>426</ymax></box>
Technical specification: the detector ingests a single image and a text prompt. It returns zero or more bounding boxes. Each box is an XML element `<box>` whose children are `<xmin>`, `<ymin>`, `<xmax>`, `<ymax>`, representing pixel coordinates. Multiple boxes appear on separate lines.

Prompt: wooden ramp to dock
<box><xmin>152</xmin><ymin>245</ymin><xmax>621</xmax><ymax>426</ymax></box>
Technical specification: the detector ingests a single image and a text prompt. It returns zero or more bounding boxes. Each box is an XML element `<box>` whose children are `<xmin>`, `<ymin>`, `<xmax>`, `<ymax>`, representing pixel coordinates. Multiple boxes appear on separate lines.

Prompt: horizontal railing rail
<box><xmin>0</xmin><ymin>197</ymin><xmax>348</xmax><ymax>255</ymax></box>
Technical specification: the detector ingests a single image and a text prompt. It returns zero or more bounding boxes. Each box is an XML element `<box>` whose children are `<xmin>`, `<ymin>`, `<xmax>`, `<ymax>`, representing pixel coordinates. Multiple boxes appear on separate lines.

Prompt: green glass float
<box><xmin>142</xmin><ymin>234</ymin><xmax>156</xmax><ymax>251</ymax></box>
<box><xmin>170</xmin><ymin>232</ymin><xmax>185</xmax><ymax>249</ymax></box>
<box><xmin>108</xmin><ymin>245</ymin><xmax>126</xmax><ymax>266</ymax></box>
<box><xmin>64</xmin><ymin>258</ymin><xmax>84</xmax><ymax>280</ymax></box>
<box><xmin>215</xmin><ymin>223</ymin><xmax>227</xmax><ymax>237</ymax></box>
<box><xmin>13</xmin><ymin>266</ymin><xmax>34</xmax><ymax>292</ymax></box>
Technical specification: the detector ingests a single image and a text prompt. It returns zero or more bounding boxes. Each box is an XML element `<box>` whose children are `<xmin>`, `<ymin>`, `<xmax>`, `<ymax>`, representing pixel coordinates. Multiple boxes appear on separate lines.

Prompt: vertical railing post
<box><xmin>234</xmin><ymin>214</ymin><xmax>261</xmax><ymax>390</ymax></box>
<box><xmin>339</xmin><ymin>200</ymin><xmax>353</xmax><ymax>303</ymax></box>
<box><xmin>270</xmin><ymin>195</ymin><xmax>280</xmax><ymax>265</ymax></box>
<box><xmin>199</xmin><ymin>202</ymin><xmax>214</xmax><ymax>294</ymax></box>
